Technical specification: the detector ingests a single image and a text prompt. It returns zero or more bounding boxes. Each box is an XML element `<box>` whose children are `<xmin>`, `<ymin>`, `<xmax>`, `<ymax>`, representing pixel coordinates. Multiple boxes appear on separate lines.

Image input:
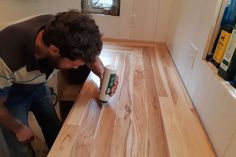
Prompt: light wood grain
<box><xmin>142</xmin><ymin>48</ymin><xmax>170</xmax><ymax>157</ymax></box>
<box><xmin>48</xmin><ymin>40</ymin><xmax>216</xmax><ymax>157</ymax></box>
<box><xmin>48</xmin><ymin>88</ymin><xmax>101</xmax><ymax>157</ymax></box>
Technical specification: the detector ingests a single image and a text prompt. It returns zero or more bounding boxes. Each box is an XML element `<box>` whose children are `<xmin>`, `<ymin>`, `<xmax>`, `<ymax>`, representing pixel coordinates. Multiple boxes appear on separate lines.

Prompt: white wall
<box><xmin>0</xmin><ymin>0</ymin><xmax>81</xmax><ymax>23</ymax></box>
<box><xmin>154</xmin><ymin>0</ymin><xmax>173</xmax><ymax>42</ymax></box>
<box><xmin>0</xmin><ymin>0</ymin><xmax>171</xmax><ymax>42</ymax></box>
<box><xmin>166</xmin><ymin>0</ymin><xmax>236</xmax><ymax>156</ymax></box>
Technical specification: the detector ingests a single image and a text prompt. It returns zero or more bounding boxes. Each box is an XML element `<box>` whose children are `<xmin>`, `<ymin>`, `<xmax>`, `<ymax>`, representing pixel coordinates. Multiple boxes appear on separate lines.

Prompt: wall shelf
<box><xmin>204</xmin><ymin>60</ymin><xmax>236</xmax><ymax>100</ymax></box>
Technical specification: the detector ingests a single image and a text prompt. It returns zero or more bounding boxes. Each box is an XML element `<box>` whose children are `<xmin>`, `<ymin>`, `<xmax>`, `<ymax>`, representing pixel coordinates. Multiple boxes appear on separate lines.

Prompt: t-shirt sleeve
<box><xmin>0</xmin><ymin>57</ymin><xmax>13</xmax><ymax>96</ymax></box>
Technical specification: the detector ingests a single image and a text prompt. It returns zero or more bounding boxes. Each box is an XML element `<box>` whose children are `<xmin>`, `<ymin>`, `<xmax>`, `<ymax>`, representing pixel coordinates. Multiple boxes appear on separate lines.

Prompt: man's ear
<box><xmin>48</xmin><ymin>45</ymin><xmax>60</xmax><ymax>57</ymax></box>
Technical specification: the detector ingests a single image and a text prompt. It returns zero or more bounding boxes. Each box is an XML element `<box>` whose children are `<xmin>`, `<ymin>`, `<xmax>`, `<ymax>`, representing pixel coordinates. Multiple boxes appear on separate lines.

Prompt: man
<box><xmin>0</xmin><ymin>10</ymin><xmax>118</xmax><ymax>157</ymax></box>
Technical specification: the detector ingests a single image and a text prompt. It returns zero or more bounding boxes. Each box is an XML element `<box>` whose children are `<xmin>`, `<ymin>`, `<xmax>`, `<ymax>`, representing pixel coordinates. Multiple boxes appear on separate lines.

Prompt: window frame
<box><xmin>81</xmin><ymin>0</ymin><xmax>120</xmax><ymax>16</ymax></box>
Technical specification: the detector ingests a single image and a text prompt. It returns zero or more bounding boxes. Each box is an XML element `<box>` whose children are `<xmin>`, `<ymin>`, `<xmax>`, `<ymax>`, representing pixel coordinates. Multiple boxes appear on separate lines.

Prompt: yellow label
<box><xmin>213</xmin><ymin>30</ymin><xmax>231</xmax><ymax>64</ymax></box>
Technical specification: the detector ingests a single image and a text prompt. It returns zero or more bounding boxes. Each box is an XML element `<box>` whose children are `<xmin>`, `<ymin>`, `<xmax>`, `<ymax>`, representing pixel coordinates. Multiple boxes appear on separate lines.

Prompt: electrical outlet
<box><xmin>129</xmin><ymin>15</ymin><xmax>136</xmax><ymax>27</ymax></box>
<box><xmin>182</xmin><ymin>43</ymin><xmax>198</xmax><ymax>95</ymax></box>
<box><xmin>189</xmin><ymin>43</ymin><xmax>198</xmax><ymax>69</ymax></box>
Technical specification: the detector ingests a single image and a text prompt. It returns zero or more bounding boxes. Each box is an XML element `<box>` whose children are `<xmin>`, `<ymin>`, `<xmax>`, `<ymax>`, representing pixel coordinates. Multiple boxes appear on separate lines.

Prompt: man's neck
<box><xmin>34</xmin><ymin>30</ymin><xmax>48</xmax><ymax>60</ymax></box>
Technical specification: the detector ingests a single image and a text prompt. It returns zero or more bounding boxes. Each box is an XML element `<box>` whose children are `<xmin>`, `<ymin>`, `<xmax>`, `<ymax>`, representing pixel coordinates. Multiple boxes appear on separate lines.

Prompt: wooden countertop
<box><xmin>48</xmin><ymin>41</ymin><xmax>216</xmax><ymax>157</ymax></box>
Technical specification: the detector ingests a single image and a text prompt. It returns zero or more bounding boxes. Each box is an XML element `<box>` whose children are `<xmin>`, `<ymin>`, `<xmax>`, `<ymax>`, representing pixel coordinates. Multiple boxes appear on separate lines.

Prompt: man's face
<box><xmin>51</xmin><ymin>57</ymin><xmax>86</xmax><ymax>69</ymax></box>
<box><xmin>46</xmin><ymin>44</ymin><xmax>86</xmax><ymax>69</ymax></box>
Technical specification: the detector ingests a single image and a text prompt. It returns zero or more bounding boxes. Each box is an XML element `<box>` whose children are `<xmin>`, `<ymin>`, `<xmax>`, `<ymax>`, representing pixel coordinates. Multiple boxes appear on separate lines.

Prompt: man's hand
<box><xmin>14</xmin><ymin>124</ymin><xmax>34</xmax><ymax>144</ymax></box>
<box><xmin>87</xmin><ymin>56</ymin><xmax>119</xmax><ymax>96</ymax></box>
<box><xmin>100</xmin><ymin>74</ymin><xmax>119</xmax><ymax>96</ymax></box>
<box><xmin>0</xmin><ymin>97</ymin><xmax>34</xmax><ymax>144</ymax></box>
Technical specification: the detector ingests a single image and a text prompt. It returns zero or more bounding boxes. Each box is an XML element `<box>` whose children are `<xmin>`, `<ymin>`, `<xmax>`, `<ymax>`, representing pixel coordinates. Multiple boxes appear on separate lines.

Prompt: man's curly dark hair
<box><xmin>42</xmin><ymin>10</ymin><xmax>103</xmax><ymax>63</ymax></box>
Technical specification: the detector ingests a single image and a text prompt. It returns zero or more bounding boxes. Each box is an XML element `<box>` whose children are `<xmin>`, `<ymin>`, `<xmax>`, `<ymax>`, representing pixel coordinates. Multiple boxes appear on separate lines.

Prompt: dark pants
<box><xmin>1</xmin><ymin>83</ymin><xmax>62</xmax><ymax>157</ymax></box>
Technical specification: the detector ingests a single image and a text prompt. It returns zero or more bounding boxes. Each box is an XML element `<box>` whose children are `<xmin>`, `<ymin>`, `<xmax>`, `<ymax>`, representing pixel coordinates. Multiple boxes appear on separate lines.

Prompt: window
<box><xmin>81</xmin><ymin>0</ymin><xmax>120</xmax><ymax>16</ymax></box>
<box><xmin>91</xmin><ymin>0</ymin><xmax>113</xmax><ymax>8</ymax></box>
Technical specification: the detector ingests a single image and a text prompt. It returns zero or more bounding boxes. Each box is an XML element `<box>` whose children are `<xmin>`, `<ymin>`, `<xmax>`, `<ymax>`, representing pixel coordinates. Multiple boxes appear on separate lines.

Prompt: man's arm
<box><xmin>87</xmin><ymin>56</ymin><xmax>119</xmax><ymax>96</ymax></box>
<box><xmin>0</xmin><ymin>96</ymin><xmax>34</xmax><ymax>143</ymax></box>
<box><xmin>0</xmin><ymin>59</ymin><xmax>34</xmax><ymax>143</ymax></box>
<box><xmin>87</xmin><ymin>56</ymin><xmax>105</xmax><ymax>79</ymax></box>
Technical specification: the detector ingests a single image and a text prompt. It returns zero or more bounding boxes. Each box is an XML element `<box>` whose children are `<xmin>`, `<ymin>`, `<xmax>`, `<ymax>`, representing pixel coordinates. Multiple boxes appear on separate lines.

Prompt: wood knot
<box><xmin>124</xmin><ymin>105</ymin><xmax>132</xmax><ymax>119</ymax></box>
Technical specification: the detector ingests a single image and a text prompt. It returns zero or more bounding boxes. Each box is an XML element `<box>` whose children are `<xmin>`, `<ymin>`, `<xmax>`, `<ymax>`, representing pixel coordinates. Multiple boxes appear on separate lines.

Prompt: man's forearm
<box><xmin>87</xmin><ymin>56</ymin><xmax>104</xmax><ymax>78</ymax></box>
